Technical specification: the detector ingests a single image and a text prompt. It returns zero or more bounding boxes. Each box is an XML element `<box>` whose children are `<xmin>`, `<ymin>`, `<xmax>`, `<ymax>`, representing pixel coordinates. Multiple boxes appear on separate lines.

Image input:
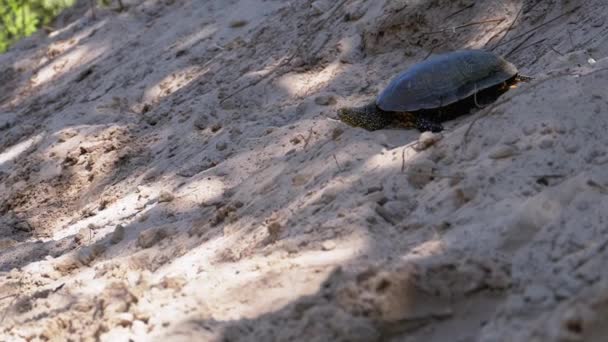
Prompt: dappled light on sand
<box><xmin>2</xmin><ymin>0</ymin><xmax>608</xmax><ymax>341</ymax></box>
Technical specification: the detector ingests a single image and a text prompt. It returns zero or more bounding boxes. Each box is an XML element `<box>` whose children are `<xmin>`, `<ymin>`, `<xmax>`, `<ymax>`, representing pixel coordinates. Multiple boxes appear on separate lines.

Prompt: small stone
<box><xmin>488</xmin><ymin>145</ymin><xmax>518</xmax><ymax>159</ymax></box>
<box><xmin>314</xmin><ymin>95</ymin><xmax>336</xmax><ymax>106</ymax></box>
<box><xmin>229</xmin><ymin>20</ymin><xmax>248</xmax><ymax>28</ymax></box>
<box><xmin>267</xmin><ymin>221</ymin><xmax>282</xmax><ymax>241</ymax></box>
<box><xmin>137</xmin><ymin>228</ymin><xmax>167</xmax><ymax>249</ymax></box>
<box><xmin>14</xmin><ymin>220</ymin><xmax>32</xmax><ymax>232</ymax></box>
<box><xmin>290</xmin><ymin>57</ymin><xmax>306</xmax><ymax>68</ymax></box>
<box><xmin>216</xmin><ymin>141</ymin><xmax>228</xmax><ymax>151</ymax></box>
<box><xmin>453</xmin><ymin>186</ymin><xmax>477</xmax><ymax>208</ymax></box>
<box><xmin>538</xmin><ymin>137</ymin><xmax>554</xmax><ymax>149</ymax></box>
<box><xmin>292</xmin><ymin>174</ymin><xmax>310</xmax><ymax>186</ymax></box>
<box><xmin>321</xmin><ymin>240</ymin><xmax>336</xmax><ymax>251</ymax></box>
<box><xmin>158</xmin><ymin>191</ymin><xmax>175</xmax><ymax>203</ymax></box>
<box><xmin>344</xmin><ymin>4</ymin><xmax>366</xmax><ymax>21</ymax></box>
<box><xmin>415</xmin><ymin>132</ymin><xmax>442</xmax><ymax>151</ymax></box>
<box><xmin>110</xmin><ymin>224</ymin><xmax>125</xmax><ymax>244</ymax></box>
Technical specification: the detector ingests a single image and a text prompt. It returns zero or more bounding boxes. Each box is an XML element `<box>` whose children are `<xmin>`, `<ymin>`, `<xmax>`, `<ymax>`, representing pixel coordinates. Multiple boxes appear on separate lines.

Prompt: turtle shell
<box><xmin>376</xmin><ymin>50</ymin><xmax>518</xmax><ymax>112</ymax></box>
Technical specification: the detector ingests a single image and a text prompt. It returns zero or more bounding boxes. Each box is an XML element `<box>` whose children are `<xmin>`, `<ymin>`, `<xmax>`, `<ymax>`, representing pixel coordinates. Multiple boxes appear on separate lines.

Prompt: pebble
<box><xmin>216</xmin><ymin>141</ymin><xmax>228</xmax><ymax>151</ymax></box>
<box><xmin>538</xmin><ymin>137</ymin><xmax>555</xmax><ymax>149</ymax></box>
<box><xmin>14</xmin><ymin>220</ymin><xmax>32</xmax><ymax>232</ymax></box>
<box><xmin>344</xmin><ymin>3</ymin><xmax>366</xmax><ymax>21</ymax></box>
<box><xmin>415</xmin><ymin>132</ymin><xmax>442</xmax><ymax>151</ymax></box>
<box><xmin>229</xmin><ymin>20</ymin><xmax>248</xmax><ymax>28</ymax></box>
<box><xmin>110</xmin><ymin>224</ymin><xmax>125</xmax><ymax>244</ymax></box>
<box><xmin>292</xmin><ymin>174</ymin><xmax>310</xmax><ymax>186</ymax></box>
<box><xmin>314</xmin><ymin>95</ymin><xmax>336</xmax><ymax>106</ymax></box>
<box><xmin>488</xmin><ymin>145</ymin><xmax>518</xmax><ymax>159</ymax></box>
<box><xmin>321</xmin><ymin>240</ymin><xmax>336</xmax><ymax>251</ymax></box>
<box><xmin>158</xmin><ymin>191</ymin><xmax>175</xmax><ymax>203</ymax></box>
<box><xmin>137</xmin><ymin>228</ymin><xmax>167</xmax><ymax>249</ymax></box>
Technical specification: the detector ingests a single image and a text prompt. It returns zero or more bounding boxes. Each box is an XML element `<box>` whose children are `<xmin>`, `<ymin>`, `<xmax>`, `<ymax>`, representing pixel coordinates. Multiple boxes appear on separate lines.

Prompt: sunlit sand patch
<box><xmin>33</xmin><ymin>44</ymin><xmax>105</xmax><ymax>86</ymax></box>
<box><xmin>403</xmin><ymin>239</ymin><xmax>447</xmax><ymax>261</ymax></box>
<box><xmin>142</xmin><ymin>66</ymin><xmax>203</xmax><ymax>103</ymax></box>
<box><xmin>173</xmin><ymin>24</ymin><xmax>218</xmax><ymax>51</ymax></box>
<box><xmin>175</xmin><ymin>176</ymin><xmax>226</xmax><ymax>204</ymax></box>
<box><xmin>276</xmin><ymin>61</ymin><xmax>342</xmax><ymax>97</ymax></box>
<box><xmin>0</xmin><ymin>133</ymin><xmax>44</xmax><ymax>169</ymax></box>
<box><xmin>50</xmin><ymin>191</ymin><xmax>153</xmax><ymax>241</ymax></box>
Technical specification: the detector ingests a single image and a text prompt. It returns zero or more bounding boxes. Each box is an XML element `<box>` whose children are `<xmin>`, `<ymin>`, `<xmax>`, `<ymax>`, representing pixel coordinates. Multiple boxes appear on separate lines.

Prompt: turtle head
<box><xmin>337</xmin><ymin>102</ymin><xmax>391</xmax><ymax>131</ymax></box>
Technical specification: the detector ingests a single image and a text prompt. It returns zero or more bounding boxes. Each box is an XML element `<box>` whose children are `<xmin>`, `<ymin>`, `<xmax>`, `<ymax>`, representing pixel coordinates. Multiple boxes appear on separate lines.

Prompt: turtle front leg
<box><xmin>414</xmin><ymin>116</ymin><xmax>443</xmax><ymax>132</ymax></box>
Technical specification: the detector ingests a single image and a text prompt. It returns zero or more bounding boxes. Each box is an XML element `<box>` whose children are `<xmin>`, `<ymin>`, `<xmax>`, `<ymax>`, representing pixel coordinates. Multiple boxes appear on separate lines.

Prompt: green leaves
<box><xmin>0</xmin><ymin>0</ymin><xmax>75</xmax><ymax>53</ymax></box>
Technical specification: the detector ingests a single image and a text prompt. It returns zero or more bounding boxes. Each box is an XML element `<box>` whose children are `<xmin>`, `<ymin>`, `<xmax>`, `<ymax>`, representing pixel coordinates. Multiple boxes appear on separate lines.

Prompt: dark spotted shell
<box><xmin>377</xmin><ymin>50</ymin><xmax>518</xmax><ymax>112</ymax></box>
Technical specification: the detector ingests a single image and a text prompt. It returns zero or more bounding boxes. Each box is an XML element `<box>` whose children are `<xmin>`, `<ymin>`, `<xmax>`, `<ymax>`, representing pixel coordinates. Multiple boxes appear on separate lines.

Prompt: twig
<box><xmin>0</xmin><ymin>294</ymin><xmax>16</xmax><ymax>301</ymax></box>
<box><xmin>302</xmin><ymin>127</ymin><xmax>314</xmax><ymax>149</ymax></box>
<box><xmin>443</xmin><ymin>3</ymin><xmax>474</xmax><ymax>20</ymax></box>
<box><xmin>504</xmin><ymin>33</ymin><xmax>535</xmax><ymax>58</ymax></box>
<box><xmin>506</xmin><ymin>38</ymin><xmax>547</xmax><ymax>57</ymax></box>
<box><xmin>422</xmin><ymin>18</ymin><xmax>505</xmax><ymax>35</ymax></box>
<box><xmin>90</xmin><ymin>0</ymin><xmax>96</xmax><ymax>20</ymax></box>
<box><xmin>567</xmin><ymin>30</ymin><xmax>575</xmax><ymax>51</ymax></box>
<box><xmin>547</xmin><ymin>44</ymin><xmax>564</xmax><ymax>56</ymax></box>
<box><xmin>490</xmin><ymin>4</ymin><xmax>524</xmax><ymax>50</ymax></box>
<box><xmin>401</xmin><ymin>148</ymin><xmax>406</xmax><ymax>173</ymax></box>
<box><xmin>0</xmin><ymin>295</ymin><xmax>17</xmax><ymax>325</ymax></box>
<box><xmin>333</xmin><ymin>154</ymin><xmax>342</xmax><ymax>171</ymax></box>
<box><xmin>423</xmin><ymin>42</ymin><xmax>446</xmax><ymax>60</ymax></box>
<box><xmin>492</xmin><ymin>5</ymin><xmax>582</xmax><ymax>50</ymax></box>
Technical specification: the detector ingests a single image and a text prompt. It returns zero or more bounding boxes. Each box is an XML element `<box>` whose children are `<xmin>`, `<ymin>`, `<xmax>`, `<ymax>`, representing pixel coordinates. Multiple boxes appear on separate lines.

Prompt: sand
<box><xmin>1</xmin><ymin>0</ymin><xmax>608</xmax><ymax>341</ymax></box>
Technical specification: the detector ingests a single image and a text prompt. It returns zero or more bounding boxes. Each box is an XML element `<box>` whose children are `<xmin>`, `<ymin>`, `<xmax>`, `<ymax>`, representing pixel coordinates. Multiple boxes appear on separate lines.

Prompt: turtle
<box><xmin>338</xmin><ymin>49</ymin><xmax>528</xmax><ymax>132</ymax></box>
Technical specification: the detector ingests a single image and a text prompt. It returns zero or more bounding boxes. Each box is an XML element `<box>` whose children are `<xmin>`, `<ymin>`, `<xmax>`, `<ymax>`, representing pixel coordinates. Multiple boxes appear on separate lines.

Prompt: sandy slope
<box><xmin>1</xmin><ymin>0</ymin><xmax>608</xmax><ymax>341</ymax></box>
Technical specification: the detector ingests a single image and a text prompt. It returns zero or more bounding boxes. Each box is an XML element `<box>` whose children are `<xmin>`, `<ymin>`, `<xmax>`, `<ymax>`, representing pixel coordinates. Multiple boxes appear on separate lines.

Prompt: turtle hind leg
<box><xmin>414</xmin><ymin>116</ymin><xmax>443</xmax><ymax>132</ymax></box>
